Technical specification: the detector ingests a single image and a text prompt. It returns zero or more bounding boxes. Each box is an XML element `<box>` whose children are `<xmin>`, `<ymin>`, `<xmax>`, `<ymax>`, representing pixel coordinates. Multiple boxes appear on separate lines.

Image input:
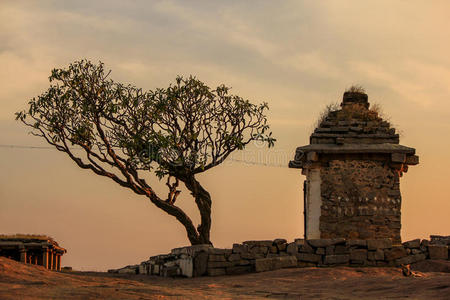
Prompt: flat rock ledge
<box><xmin>108</xmin><ymin>235</ymin><xmax>450</xmax><ymax>278</ymax></box>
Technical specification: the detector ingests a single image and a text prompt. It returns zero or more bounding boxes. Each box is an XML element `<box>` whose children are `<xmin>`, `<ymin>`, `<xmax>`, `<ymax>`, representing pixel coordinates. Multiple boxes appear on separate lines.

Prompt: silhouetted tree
<box><xmin>16</xmin><ymin>60</ymin><xmax>275</xmax><ymax>245</ymax></box>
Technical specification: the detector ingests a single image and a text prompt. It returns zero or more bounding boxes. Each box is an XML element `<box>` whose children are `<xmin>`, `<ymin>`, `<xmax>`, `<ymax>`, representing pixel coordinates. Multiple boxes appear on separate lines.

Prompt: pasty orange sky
<box><xmin>1</xmin><ymin>0</ymin><xmax>449</xmax><ymax>270</ymax></box>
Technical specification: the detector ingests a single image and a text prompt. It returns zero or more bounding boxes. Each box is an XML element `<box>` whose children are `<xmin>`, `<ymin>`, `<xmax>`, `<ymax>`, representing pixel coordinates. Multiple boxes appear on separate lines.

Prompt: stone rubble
<box><xmin>108</xmin><ymin>236</ymin><xmax>449</xmax><ymax>277</ymax></box>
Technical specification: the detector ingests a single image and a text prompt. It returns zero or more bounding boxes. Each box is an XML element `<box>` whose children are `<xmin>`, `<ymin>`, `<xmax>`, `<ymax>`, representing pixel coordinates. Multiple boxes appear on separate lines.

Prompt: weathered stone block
<box><xmin>296</xmin><ymin>253</ymin><xmax>322</xmax><ymax>263</ymax></box>
<box><xmin>232</xmin><ymin>243</ymin><xmax>249</xmax><ymax>254</ymax></box>
<box><xmin>227</xmin><ymin>253</ymin><xmax>241</xmax><ymax>262</ymax></box>
<box><xmin>208</xmin><ymin>254</ymin><xmax>226</xmax><ymax>262</ymax></box>
<box><xmin>162</xmin><ymin>266</ymin><xmax>180</xmax><ymax>277</ymax></box>
<box><xmin>208</xmin><ymin>261</ymin><xmax>232</xmax><ymax>268</ymax></box>
<box><xmin>385</xmin><ymin>246</ymin><xmax>408</xmax><ymax>261</ymax></box>
<box><xmin>171</xmin><ymin>244</ymin><xmax>212</xmax><ymax>256</ymax></box>
<box><xmin>193</xmin><ymin>251</ymin><xmax>208</xmax><ymax>277</ymax></box>
<box><xmin>347</xmin><ymin>240</ymin><xmax>367</xmax><ymax>247</ymax></box>
<box><xmin>255</xmin><ymin>256</ymin><xmax>297</xmax><ymax>272</ymax></box>
<box><xmin>207</xmin><ymin>268</ymin><xmax>226</xmax><ymax>276</ymax></box>
<box><xmin>326</xmin><ymin>246</ymin><xmax>335</xmax><ymax>255</ymax></box>
<box><xmin>367</xmin><ymin>239</ymin><xmax>392</xmax><ymax>250</ymax></box>
<box><xmin>316</xmin><ymin>248</ymin><xmax>325</xmax><ymax>255</ymax></box>
<box><xmin>270</xmin><ymin>245</ymin><xmax>278</xmax><ymax>253</ymax></box>
<box><xmin>273</xmin><ymin>239</ymin><xmax>287</xmax><ymax>245</ymax></box>
<box><xmin>402</xmin><ymin>239</ymin><xmax>420</xmax><ymax>249</ymax></box>
<box><xmin>299</xmin><ymin>243</ymin><xmax>314</xmax><ymax>253</ymax></box>
<box><xmin>395</xmin><ymin>254</ymin><xmax>426</xmax><ymax>266</ymax></box>
<box><xmin>208</xmin><ymin>248</ymin><xmax>232</xmax><ymax>255</ymax></box>
<box><xmin>368</xmin><ymin>249</ymin><xmax>384</xmax><ymax>261</ymax></box>
<box><xmin>286</xmin><ymin>243</ymin><xmax>298</xmax><ymax>255</ymax></box>
<box><xmin>308</xmin><ymin>238</ymin><xmax>346</xmax><ymax>248</ymax></box>
<box><xmin>428</xmin><ymin>245</ymin><xmax>448</xmax><ymax>260</ymax></box>
<box><xmin>323</xmin><ymin>255</ymin><xmax>350</xmax><ymax>265</ymax></box>
<box><xmin>334</xmin><ymin>245</ymin><xmax>350</xmax><ymax>254</ymax></box>
<box><xmin>177</xmin><ymin>257</ymin><xmax>193</xmax><ymax>278</ymax></box>
<box><xmin>243</xmin><ymin>240</ymin><xmax>273</xmax><ymax>247</ymax></box>
<box><xmin>350</xmin><ymin>249</ymin><xmax>368</xmax><ymax>261</ymax></box>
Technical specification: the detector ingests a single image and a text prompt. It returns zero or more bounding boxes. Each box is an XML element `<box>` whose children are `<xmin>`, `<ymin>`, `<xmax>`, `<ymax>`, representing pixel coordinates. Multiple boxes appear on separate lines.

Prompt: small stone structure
<box><xmin>0</xmin><ymin>235</ymin><xmax>66</xmax><ymax>271</ymax></box>
<box><xmin>289</xmin><ymin>91</ymin><xmax>419</xmax><ymax>243</ymax></box>
<box><xmin>109</xmin><ymin>236</ymin><xmax>449</xmax><ymax>277</ymax></box>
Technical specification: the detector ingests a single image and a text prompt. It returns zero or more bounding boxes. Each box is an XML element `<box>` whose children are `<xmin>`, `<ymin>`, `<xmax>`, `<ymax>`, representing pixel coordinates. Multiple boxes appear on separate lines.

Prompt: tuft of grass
<box><xmin>345</xmin><ymin>85</ymin><xmax>366</xmax><ymax>94</ymax></box>
<box><xmin>314</xmin><ymin>102</ymin><xmax>340</xmax><ymax>129</ymax></box>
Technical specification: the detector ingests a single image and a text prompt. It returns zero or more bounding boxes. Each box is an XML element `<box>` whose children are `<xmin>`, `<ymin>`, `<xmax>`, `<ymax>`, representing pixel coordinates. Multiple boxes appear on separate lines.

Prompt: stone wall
<box><xmin>109</xmin><ymin>237</ymin><xmax>449</xmax><ymax>277</ymax></box>
<box><xmin>320</xmin><ymin>160</ymin><xmax>402</xmax><ymax>243</ymax></box>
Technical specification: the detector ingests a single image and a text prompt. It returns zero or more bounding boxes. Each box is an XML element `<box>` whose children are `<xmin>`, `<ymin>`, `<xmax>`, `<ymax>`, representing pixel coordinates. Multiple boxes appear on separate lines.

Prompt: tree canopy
<box><xmin>16</xmin><ymin>60</ymin><xmax>275</xmax><ymax>245</ymax></box>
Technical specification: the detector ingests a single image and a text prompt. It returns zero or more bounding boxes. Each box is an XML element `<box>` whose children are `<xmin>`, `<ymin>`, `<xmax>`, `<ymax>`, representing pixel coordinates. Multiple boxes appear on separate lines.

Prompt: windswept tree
<box><xmin>16</xmin><ymin>60</ymin><xmax>275</xmax><ymax>245</ymax></box>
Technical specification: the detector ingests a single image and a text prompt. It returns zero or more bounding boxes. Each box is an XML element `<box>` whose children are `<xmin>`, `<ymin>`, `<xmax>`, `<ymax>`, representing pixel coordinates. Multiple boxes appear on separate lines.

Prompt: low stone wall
<box><xmin>109</xmin><ymin>236</ymin><xmax>449</xmax><ymax>277</ymax></box>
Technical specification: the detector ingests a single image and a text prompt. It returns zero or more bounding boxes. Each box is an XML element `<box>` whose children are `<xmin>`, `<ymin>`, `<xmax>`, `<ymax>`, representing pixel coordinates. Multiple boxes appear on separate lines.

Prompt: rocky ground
<box><xmin>0</xmin><ymin>257</ymin><xmax>449</xmax><ymax>299</ymax></box>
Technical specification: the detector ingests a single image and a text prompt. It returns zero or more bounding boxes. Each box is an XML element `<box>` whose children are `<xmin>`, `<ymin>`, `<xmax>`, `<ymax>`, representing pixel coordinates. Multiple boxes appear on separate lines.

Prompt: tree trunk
<box><xmin>182</xmin><ymin>174</ymin><xmax>213</xmax><ymax>245</ymax></box>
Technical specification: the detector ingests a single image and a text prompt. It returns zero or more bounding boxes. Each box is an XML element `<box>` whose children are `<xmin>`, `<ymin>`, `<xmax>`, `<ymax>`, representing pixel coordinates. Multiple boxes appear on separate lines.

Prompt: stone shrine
<box><xmin>289</xmin><ymin>90</ymin><xmax>419</xmax><ymax>244</ymax></box>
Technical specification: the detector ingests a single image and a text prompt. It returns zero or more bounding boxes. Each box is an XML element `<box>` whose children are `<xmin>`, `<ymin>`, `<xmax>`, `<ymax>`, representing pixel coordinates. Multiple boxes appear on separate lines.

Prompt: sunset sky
<box><xmin>1</xmin><ymin>0</ymin><xmax>449</xmax><ymax>271</ymax></box>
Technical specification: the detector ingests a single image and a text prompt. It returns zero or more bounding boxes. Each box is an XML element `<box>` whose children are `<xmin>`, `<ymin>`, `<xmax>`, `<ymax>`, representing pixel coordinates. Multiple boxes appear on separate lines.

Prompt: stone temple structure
<box><xmin>289</xmin><ymin>90</ymin><xmax>419</xmax><ymax>244</ymax></box>
<box><xmin>0</xmin><ymin>235</ymin><xmax>66</xmax><ymax>270</ymax></box>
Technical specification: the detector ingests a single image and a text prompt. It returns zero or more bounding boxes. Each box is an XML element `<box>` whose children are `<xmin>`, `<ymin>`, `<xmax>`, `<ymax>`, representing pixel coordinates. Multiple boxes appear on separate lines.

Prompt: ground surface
<box><xmin>0</xmin><ymin>257</ymin><xmax>449</xmax><ymax>299</ymax></box>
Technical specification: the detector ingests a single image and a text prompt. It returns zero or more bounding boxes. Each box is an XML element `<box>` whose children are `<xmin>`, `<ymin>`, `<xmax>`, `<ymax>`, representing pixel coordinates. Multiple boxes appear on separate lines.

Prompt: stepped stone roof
<box><xmin>289</xmin><ymin>91</ymin><xmax>419</xmax><ymax>168</ymax></box>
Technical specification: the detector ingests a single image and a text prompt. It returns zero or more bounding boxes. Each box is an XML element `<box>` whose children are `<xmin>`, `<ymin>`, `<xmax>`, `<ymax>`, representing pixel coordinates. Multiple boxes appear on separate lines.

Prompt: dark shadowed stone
<box><xmin>384</xmin><ymin>246</ymin><xmax>407</xmax><ymax>261</ymax></box>
<box><xmin>296</xmin><ymin>253</ymin><xmax>322</xmax><ymax>263</ymax></box>
<box><xmin>171</xmin><ymin>244</ymin><xmax>212</xmax><ymax>256</ymax></box>
<box><xmin>316</xmin><ymin>248</ymin><xmax>325</xmax><ymax>255</ymax></box>
<box><xmin>207</xmin><ymin>268</ymin><xmax>226</xmax><ymax>276</ymax></box>
<box><xmin>208</xmin><ymin>261</ymin><xmax>233</xmax><ymax>268</ymax></box>
<box><xmin>307</xmin><ymin>238</ymin><xmax>346</xmax><ymax>248</ymax></box>
<box><xmin>208</xmin><ymin>254</ymin><xmax>226</xmax><ymax>262</ymax></box>
<box><xmin>324</xmin><ymin>255</ymin><xmax>350</xmax><ymax>265</ymax></box>
<box><xmin>299</xmin><ymin>243</ymin><xmax>315</xmax><ymax>253</ymax></box>
<box><xmin>208</xmin><ymin>248</ymin><xmax>232</xmax><ymax>255</ymax></box>
<box><xmin>367</xmin><ymin>239</ymin><xmax>392</xmax><ymax>250</ymax></box>
<box><xmin>326</xmin><ymin>246</ymin><xmax>335</xmax><ymax>255</ymax></box>
<box><xmin>402</xmin><ymin>239</ymin><xmax>421</xmax><ymax>249</ymax></box>
<box><xmin>193</xmin><ymin>251</ymin><xmax>208</xmax><ymax>277</ymax></box>
<box><xmin>227</xmin><ymin>253</ymin><xmax>241</xmax><ymax>262</ymax></box>
<box><xmin>368</xmin><ymin>249</ymin><xmax>384</xmax><ymax>261</ymax></box>
<box><xmin>350</xmin><ymin>249</ymin><xmax>368</xmax><ymax>261</ymax></box>
<box><xmin>243</xmin><ymin>240</ymin><xmax>273</xmax><ymax>247</ymax></box>
<box><xmin>298</xmin><ymin>262</ymin><xmax>317</xmax><ymax>268</ymax></box>
<box><xmin>273</xmin><ymin>239</ymin><xmax>287</xmax><ymax>245</ymax></box>
<box><xmin>286</xmin><ymin>243</ymin><xmax>298</xmax><ymax>255</ymax></box>
<box><xmin>395</xmin><ymin>254</ymin><xmax>426</xmax><ymax>266</ymax></box>
<box><xmin>232</xmin><ymin>243</ymin><xmax>249</xmax><ymax>254</ymax></box>
<box><xmin>428</xmin><ymin>245</ymin><xmax>449</xmax><ymax>260</ymax></box>
<box><xmin>347</xmin><ymin>240</ymin><xmax>367</xmax><ymax>247</ymax></box>
<box><xmin>334</xmin><ymin>245</ymin><xmax>350</xmax><ymax>254</ymax></box>
<box><xmin>226</xmin><ymin>265</ymin><xmax>252</xmax><ymax>275</ymax></box>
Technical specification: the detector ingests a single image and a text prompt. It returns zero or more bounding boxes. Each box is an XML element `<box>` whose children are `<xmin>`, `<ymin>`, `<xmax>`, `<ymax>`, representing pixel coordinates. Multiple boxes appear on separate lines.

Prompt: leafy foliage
<box><xmin>16</xmin><ymin>60</ymin><xmax>275</xmax><ymax>245</ymax></box>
